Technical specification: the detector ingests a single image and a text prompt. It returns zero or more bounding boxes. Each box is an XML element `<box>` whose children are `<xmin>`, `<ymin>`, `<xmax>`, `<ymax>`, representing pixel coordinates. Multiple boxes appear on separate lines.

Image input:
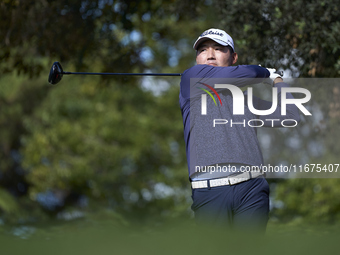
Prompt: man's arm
<box><xmin>180</xmin><ymin>64</ymin><xmax>270</xmax><ymax>100</ymax></box>
<box><xmin>183</xmin><ymin>64</ymin><xmax>269</xmax><ymax>80</ymax></box>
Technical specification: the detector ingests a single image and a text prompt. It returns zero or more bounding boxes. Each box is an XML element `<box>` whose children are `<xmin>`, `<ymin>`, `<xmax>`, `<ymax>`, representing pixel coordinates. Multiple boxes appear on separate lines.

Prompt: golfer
<box><xmin>179</xmin><ymin>28</ymin><xmax>300</xmax><ymax>231</ymax></box>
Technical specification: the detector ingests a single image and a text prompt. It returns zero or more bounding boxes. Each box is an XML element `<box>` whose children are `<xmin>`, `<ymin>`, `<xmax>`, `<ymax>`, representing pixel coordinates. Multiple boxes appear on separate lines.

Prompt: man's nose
<box><xmin>207</xmin><ymin>48</ymin><xmax>215</xmax><ymax>59</ymax></box>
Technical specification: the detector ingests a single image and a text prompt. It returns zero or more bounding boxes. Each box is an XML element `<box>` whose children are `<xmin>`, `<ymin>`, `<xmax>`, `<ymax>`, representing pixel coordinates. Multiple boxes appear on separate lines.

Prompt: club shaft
<box><xmin>63</xmin><ymin>71</ymin><xmax>283</xmax><ymax>76</ymax></box>
<box><xmin>63</xmin><ymin>71</ymin><xmax>181</xmax><ymax>76</ymax></box>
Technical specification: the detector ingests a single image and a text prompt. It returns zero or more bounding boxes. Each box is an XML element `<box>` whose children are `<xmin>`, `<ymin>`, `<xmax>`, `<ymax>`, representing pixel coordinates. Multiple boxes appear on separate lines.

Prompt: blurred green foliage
<box><xmin>1</xmin><ymin>0</ymin><xmax>340</xmax><ymax>231</ymax></box>
<box><xmin>1</xmin><ymin>218</ymin><xmax>340</xmax><ymax>255</ymax></box>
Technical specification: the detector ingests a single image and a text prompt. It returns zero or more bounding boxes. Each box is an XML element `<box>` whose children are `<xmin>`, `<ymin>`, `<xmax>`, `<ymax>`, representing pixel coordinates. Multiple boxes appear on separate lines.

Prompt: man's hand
<box><xmin>265</xmin><ymin>68</ymin><xmax>283</xmax><ymax>85</ymax></box>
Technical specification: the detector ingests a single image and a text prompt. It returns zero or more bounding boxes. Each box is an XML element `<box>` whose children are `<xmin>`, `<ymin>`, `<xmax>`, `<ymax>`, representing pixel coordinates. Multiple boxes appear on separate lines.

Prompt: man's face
<box><xmin>196</xmin><ymin>39</ymin><xmax>238</xmax><ymax>67</ymax></box>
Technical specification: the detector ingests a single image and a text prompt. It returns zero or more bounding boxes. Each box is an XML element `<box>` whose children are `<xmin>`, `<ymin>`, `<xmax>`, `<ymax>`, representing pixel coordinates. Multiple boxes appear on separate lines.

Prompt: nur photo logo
<box><xmin>198</xmin><ymin>82</ymin><xmax>222</xmax><ymax>115</ymax></box>
<box><xmin>197</xmin><ymin>82</ymin><xmax>312</xmax><ymax>128</ymax></box>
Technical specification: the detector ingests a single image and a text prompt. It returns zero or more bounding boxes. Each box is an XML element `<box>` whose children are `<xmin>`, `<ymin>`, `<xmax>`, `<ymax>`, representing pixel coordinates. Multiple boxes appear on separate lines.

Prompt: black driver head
<box><xmin>48</xmin><ymin>61</ymin><xmax>63</xmax><ymax>85</ymax></box>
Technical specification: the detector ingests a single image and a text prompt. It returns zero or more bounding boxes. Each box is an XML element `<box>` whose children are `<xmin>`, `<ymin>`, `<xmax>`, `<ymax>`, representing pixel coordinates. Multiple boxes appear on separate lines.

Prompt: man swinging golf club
<box><xmin>179</xmin><ymin>28</ymin><xmax>300</xmax><ymax>231</ymax></box>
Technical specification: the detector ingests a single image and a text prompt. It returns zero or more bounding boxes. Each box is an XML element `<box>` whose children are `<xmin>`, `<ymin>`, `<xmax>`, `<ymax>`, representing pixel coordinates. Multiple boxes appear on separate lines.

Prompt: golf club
<box><xmin>48</xmin><ymin>61</ymin><xmax>182</xmax><ymax>85</ymax></box>
<box><xmin>48</xmin><ymin>61</ymin><xmax>284</xmax><ymax>85</ymax></box>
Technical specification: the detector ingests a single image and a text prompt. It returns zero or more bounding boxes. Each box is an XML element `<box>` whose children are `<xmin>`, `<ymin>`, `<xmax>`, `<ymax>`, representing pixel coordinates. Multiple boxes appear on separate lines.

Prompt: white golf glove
<box><xmin>265</xmin><ymin>68</ymin><xmax>282</xmax><ymax>85</ymax></box>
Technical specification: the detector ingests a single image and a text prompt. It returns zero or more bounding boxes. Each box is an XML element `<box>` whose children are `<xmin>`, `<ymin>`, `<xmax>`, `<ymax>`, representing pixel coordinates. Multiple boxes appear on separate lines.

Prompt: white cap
<box><xmin>193</xmin><ymin>28</ymin><xmax>234</xmax><ymax>51</ymax></box>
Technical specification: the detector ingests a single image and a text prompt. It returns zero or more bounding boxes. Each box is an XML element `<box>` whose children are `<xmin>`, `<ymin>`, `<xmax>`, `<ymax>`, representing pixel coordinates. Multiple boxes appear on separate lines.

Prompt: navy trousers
<box><xmin>191</xmin><ymin>177</ymin><xmax>270</xmax><ymax>232</ymax></box>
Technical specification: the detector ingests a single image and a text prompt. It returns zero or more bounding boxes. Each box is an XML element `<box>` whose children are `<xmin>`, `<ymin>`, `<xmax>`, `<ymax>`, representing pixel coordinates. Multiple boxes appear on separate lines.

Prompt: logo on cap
<box><xmin>200</xmin><ymin>30</ymin><xmax>224</xmax><ymax>38</ymax></box>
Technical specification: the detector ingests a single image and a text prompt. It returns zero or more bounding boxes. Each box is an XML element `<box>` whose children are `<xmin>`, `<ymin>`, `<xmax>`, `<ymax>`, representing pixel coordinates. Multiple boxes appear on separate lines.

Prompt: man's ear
<box><xmin>232</xmin><ymin>52</ymin><xmax>238</xmax><ymax>65</ymax></box>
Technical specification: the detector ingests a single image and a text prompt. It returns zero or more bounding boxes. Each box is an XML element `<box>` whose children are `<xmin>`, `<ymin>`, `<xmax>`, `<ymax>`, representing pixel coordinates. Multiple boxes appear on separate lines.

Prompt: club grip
<box><xmin>275</xmin><ymin>70</ymin><xmax>284</xmax><ymax>76</ymax></box>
